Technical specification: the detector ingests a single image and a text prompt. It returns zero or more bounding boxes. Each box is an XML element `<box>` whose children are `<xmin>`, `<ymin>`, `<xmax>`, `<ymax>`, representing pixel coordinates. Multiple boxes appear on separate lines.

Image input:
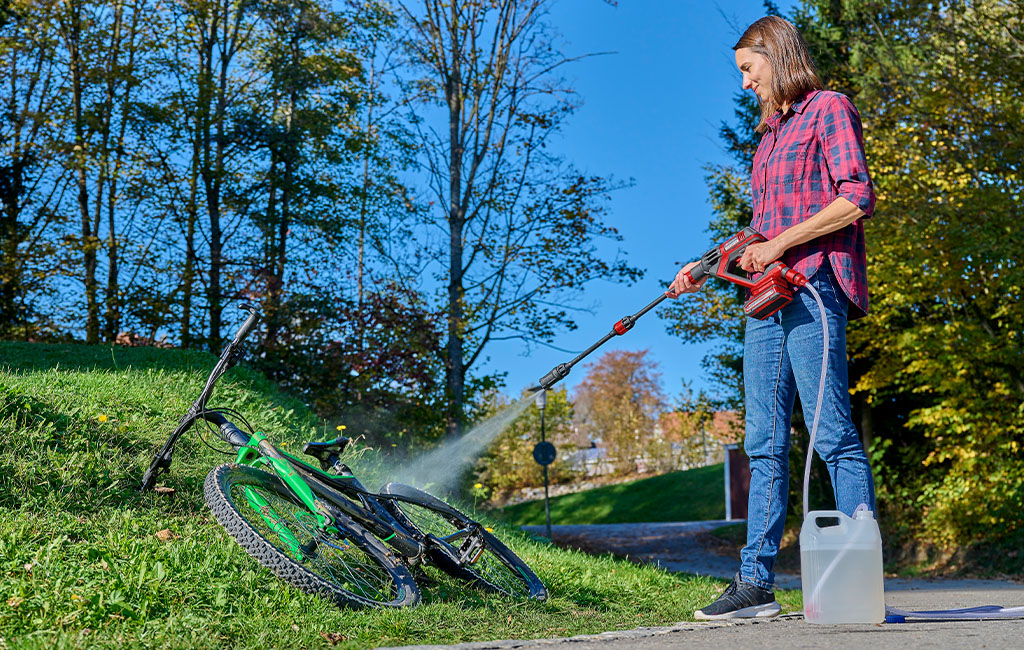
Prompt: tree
<box><xmin>398</xmin><ymin>0</ymin><xmax>642</xmax><ymax>438</ymax></box>
<box><xmin>174</xmin><ymin>0</ymin><xmax>263</xmax><ymax>347</ymax></box>
<box><xmin>245</xmin><ymin>0</ymin><xmax>362</xmax><ymax>347</ymax></box>
<box><xmin>573</xmin><ymin>349</ymin><xmax>667</xmax><ymax>476</ymax></box>
<box><xmin>0</xmin><ymin>0</ymin><xmax>68</xmax><ymax>339</ymax></box>
<box><xmin>835</xmin><ymin>0</ymin><xmax>1024</xmax><ymax>547</ymax></box>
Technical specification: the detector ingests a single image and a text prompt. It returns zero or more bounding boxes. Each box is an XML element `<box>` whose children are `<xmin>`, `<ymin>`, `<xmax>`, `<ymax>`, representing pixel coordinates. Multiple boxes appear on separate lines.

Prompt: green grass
<box><xmin>495</xmin><ymin>464</ymin><xmax>727</xmax><ymax>526</ymax></box>
<box><xmin>0</xmin><ymin>342</ymin><xmax>799</xmax><ymax>649</ymax></box>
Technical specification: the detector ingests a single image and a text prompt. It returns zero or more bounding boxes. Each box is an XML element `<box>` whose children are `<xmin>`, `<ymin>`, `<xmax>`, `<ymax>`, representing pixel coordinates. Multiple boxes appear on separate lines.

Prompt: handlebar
<box><xmin>141</xmin><ymin>304</ymin><xmax>263</xmax><ymax>491</ymax></box>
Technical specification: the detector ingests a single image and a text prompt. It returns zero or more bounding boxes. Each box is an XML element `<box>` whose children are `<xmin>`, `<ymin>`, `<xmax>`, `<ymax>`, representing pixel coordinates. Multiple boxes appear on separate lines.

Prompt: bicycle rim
<box><xmin>206</xmin><ymin>464</ymin><xmax>418</xmax><ymax>608</ymax></box>
<box><xmin>382</xmin><ymin>484</ymin><xmax>545</xmax><ymax>600</ymax></box>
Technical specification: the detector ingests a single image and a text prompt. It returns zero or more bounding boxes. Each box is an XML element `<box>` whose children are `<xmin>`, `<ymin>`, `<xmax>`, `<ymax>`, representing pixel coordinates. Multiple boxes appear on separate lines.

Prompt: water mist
<box><xmin>396</xmin><ymin>395</ymin><xmax>536</xmax><ymax>496</ymax></box>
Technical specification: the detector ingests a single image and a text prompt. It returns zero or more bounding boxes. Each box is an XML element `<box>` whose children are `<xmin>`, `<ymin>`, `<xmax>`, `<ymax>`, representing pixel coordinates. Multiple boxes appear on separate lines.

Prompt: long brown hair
<box><xmin>734</xmin><ymin>16</ymin><xmax>822</xmax><ymax>133</ymax></box>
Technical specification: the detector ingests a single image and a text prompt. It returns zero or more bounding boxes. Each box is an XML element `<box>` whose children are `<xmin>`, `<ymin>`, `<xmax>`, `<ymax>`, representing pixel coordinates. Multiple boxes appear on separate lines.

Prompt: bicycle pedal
<box><xmin>458</xmin><ymin>534</ymin><xmax>486</xmax><ymax>565</ymax></box>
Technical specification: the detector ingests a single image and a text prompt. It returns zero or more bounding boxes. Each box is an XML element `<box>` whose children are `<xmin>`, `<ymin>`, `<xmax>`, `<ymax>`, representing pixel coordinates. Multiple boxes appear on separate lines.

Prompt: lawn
<box><xmin>495</xmin><ymin>464</ymin><xmax>727</xmax><ymax>526</ymax></box>
<box><xmin>0</xmin><ymin>342</ymin><xmax>800</xmax><ymax>649</ymax></box>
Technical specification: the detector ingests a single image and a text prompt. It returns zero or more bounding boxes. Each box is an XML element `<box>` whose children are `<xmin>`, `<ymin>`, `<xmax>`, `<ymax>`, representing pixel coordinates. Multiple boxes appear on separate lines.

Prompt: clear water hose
<box><xmin>802</xmin><ymin>283</ymin><xmax>829</xmax><ymax>520</ymax></box>
<box><xmin>800</xmin><ymin>284</ymin><xmax>850</xmax><ymax>613</ymax></box>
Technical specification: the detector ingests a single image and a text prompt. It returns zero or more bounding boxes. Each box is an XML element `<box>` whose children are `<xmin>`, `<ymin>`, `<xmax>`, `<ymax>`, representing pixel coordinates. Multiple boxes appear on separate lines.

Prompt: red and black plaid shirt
<box><xmin>751</xmin><ymin>89</ymin><xmax>875</xmax><ymax>319</ymax></box>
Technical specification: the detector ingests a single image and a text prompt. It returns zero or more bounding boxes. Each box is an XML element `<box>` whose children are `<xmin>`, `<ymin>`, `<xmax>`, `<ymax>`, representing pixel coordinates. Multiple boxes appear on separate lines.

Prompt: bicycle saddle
<box><xmin>302</xmin><ymin>436</ymin><xmax>350</xmax><ymax>467</ymax></box>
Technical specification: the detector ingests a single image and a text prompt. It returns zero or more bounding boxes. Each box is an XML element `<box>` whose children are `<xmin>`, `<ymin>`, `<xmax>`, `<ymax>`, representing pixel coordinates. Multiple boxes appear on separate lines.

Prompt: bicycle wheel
<box><xmin>380</xmin><ymin>482</ymin><xmax>546</xmax><ymax>601</ymax></box>
<box><xmin>204</xmin><ymin>464</ymin><xmax>419</xmax><ymax>608</ymax></box>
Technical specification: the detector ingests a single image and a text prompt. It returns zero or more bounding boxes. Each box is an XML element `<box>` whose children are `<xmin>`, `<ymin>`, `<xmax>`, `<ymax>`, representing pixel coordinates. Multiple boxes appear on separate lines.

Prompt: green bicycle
<box><xmin>140</xmin><ymin>305</ymin><xmax>546</xmax><ymax>608</ymax></box>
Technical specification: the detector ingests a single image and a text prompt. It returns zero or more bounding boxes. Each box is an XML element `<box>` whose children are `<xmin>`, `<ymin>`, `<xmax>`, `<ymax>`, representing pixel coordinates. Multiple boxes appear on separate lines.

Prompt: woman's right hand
<box><xmin>666</xmin><ymin>261</ymin><xmax>707</xmax><ymax>298</ymax></box>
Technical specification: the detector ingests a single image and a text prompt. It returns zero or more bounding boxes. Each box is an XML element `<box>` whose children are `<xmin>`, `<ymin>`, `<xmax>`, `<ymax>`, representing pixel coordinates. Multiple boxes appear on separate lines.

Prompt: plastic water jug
<box><xmin>799</xmin><ymin>509</ymin><xmax>885</xmax><ymax>624</ymax></box>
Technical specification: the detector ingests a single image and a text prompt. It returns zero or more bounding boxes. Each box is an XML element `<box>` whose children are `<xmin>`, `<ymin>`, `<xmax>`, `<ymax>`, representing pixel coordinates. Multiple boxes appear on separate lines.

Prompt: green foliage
<box><xmin>255</xmin><ymin>287</ymin><xmax>448</xmax><ymax>446</ymax></box>
<box><xmin>496</xmin><ymin>464</ymin><xmax>726</xmax><ymax>526</ymax></box>
<box><xmin>0</xmin><ymin>342</ymin><xmax>796</xmax><ymax>647</ymax></box>
<box><xmin>809</xmin><ymin>0</ymin><xmax>1024</xmax><ymax>548</ymax></box>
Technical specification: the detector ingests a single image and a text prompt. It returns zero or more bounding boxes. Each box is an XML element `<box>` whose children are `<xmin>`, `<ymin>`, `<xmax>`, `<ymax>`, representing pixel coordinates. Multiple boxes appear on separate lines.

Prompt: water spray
<box><xmin>396</xmin><ymin>396</ymin><xmax>535</xmax><ymax>496</ymax></box>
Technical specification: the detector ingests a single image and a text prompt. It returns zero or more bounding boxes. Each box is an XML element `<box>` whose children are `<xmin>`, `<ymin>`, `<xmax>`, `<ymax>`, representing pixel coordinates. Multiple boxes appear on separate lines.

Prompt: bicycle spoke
<box><xmin>399</xmin><ymin>502</ymin><xmax>530</xmax><ymax>598</ymax></box>
<box><xmin>228</xmin><ymin>481</ymin><xmax>398</xmax><ymax>602</ymax></box>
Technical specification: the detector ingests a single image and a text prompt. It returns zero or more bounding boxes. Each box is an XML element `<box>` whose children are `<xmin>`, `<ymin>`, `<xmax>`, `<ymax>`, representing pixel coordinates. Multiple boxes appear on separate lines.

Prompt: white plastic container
<box><xmin>799</xmin><ymin>509</ymin><xmax>885</xmax><ymax>624</ymax></box>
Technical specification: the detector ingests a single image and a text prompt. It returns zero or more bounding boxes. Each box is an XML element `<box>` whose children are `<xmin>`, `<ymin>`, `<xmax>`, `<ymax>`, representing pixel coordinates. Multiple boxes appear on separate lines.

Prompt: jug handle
<box><xmin>809</xmin><ymin>510</ymin><xmax>850</xmax><ymax>534</ymax></box>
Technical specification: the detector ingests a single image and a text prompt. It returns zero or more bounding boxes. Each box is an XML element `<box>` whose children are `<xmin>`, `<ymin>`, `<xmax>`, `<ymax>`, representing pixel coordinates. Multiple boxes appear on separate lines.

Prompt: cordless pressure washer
<box><xmin>532</xmin><ymin>226</ymin><xmax>808</xmax><ymax>391</ymax></box>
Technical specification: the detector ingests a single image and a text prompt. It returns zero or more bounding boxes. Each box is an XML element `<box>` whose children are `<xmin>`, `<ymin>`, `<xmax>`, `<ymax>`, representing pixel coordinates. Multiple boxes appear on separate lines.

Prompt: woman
<box><xmin>666</xmin><ymin>16</ymin><xmax>876</xmax><ymax>619</ymax></box>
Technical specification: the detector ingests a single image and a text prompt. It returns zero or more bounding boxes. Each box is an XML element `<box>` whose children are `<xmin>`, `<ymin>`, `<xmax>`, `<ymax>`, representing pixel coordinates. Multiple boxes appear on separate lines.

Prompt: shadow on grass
<box><xmin>0</xmin><ymin>381</ymin><xmax>211</xmax><ymax>516</ymax></box>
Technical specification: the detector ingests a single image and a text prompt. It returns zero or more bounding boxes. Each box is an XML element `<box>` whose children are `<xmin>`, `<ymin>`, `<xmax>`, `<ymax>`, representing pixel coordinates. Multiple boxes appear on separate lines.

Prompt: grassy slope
<box><xmin>0</xmin><ymin>343</ymin><xmax>799</xmax><ymax>649</ymax></box>
<box><xmin>496</xmin><ymin>464</ymin><xmax>726</xmax><ymax>526</ymax></box>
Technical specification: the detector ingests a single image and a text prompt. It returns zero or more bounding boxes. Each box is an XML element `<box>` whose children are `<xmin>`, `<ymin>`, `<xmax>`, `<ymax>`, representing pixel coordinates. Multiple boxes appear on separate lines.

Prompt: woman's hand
<box><xmin>739</xmin><ymin>239</ymin><xmax>786</xmax><ymax>273</ymax></box>
<box><xmin>666</xmin><ymin>261</ymin><xmax>707</xmax><ymax>298</ymax></box>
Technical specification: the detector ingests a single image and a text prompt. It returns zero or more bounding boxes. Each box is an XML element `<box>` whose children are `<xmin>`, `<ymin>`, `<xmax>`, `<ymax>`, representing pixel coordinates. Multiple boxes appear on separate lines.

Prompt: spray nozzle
<box><xmin>536</xmin><ymin>363</ymin><xmax>571</xmax><ymax>390</ymax></box>
<box><xmin>535</xmin><ymin>389</ymin><xmax>547</xmax><ymax>410</ymax></box>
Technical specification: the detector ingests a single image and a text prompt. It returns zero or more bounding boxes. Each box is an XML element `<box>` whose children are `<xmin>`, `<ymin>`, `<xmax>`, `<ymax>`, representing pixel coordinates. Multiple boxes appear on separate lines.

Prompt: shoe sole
<box><xmin>694</xmin><ymin>601</ymin><xmax>782</xmax><ymax>620</ymax></box>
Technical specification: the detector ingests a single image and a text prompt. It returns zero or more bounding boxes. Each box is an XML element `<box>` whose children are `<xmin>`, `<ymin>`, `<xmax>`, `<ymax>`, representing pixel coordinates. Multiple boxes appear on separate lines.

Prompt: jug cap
<box><xmin>853</xmin><ymin>508</ymin><xmax>875</xmax><ymax>520</ymax></box>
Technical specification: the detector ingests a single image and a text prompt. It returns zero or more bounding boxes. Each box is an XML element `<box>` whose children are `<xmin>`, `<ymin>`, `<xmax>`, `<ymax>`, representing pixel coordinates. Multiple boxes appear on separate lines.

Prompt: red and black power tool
<box><xmin>532</xmin><ymin>227</ymin><xmax>809</xmax><ymax>390</ymax></box>
<box><xmin>684</xmin><ymin>226</ymin><xmax>808</xmax><ymax>319</ymax></box>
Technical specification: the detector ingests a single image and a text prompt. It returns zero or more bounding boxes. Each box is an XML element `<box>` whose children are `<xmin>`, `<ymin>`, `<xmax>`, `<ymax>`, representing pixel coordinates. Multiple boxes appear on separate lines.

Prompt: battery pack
<box><xmin>744</xmin><ymin>274</ymin><xmax>794</xmax><ymax>319</ymax></box>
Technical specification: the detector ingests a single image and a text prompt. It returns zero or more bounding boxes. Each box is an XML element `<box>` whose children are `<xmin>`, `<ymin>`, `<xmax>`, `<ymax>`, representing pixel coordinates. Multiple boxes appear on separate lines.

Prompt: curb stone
<box><xmin>376</xmin><ymin>614</ymin><xmax>803</xmax><ymax>650</ymax></box>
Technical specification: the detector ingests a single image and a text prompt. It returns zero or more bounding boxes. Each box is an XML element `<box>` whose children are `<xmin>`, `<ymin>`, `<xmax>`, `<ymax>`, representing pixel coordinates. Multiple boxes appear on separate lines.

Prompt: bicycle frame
<box><xmin>229</xmin><ymin>426</ymin><xmax>425</xmax><ymax>560</ymax></box>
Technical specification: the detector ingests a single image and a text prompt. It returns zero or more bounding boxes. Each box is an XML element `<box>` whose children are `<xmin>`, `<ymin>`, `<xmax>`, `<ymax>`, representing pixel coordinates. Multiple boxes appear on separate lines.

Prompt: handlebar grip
<box><xmin>233</xmin><ymin>305</ymin><xmax>262</xmax><ymax>344</ymax></box>
<box><xmin>218</xmin><ymin>421</ymin><xmax>252</xmax><ymax>448</ymax></box>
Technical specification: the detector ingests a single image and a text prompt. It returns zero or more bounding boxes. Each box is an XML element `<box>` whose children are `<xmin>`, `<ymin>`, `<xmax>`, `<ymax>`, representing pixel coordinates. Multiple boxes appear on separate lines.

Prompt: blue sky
<box><xmin>475</xmin><ymin>0</ymin><xmax>799</xmax><ymax>401</ymax></box>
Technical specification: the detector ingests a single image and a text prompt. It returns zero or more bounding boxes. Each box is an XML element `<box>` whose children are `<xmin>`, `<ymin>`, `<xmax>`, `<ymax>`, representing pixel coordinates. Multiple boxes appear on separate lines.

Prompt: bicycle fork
<box><xmin>233</xmin><ymin>431</ymin><xmax>342</xmax><ymax>560</ymax></box>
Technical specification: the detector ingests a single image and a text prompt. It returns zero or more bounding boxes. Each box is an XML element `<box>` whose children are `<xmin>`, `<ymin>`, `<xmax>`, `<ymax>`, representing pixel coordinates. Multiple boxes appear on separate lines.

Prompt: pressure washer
<box><xmin>531</xmin><ymin>226</ymin><xmax>1024</xmax><ymax>623</ymax></box>
<box><xmin>532</xmin><ymin>227</ymin><xmax>806</xmax><ymax>391</ymax></box>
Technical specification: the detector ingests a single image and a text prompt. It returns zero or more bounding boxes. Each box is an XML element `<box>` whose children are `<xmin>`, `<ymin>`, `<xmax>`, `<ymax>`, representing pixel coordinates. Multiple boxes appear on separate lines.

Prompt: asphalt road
<box><xmin>522</xmin><ymin>520</ymin><xmax>803</xmax><ymax>588</ymax></box>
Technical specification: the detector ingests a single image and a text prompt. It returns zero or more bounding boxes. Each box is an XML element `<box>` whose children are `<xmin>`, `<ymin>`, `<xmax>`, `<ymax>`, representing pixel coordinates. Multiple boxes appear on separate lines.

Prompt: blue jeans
<box><xmin>739</xmin><ymin>263</ymin><xmax>875</xmax><ymax>590</ymax></box>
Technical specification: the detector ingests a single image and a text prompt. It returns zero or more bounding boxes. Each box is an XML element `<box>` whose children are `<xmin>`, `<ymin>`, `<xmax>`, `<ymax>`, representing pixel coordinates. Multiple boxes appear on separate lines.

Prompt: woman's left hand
<box><xmin>739</xmin><ymin>239</ymin><xmax>786</xmax><ymax>273</ymax></box>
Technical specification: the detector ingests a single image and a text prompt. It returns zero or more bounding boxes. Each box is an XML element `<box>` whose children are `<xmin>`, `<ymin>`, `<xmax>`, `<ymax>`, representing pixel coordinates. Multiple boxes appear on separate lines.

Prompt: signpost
<box><xmin>533</xmin><ymin>390</ymin><xmax>554</xmax><ymax>539</ymax></box>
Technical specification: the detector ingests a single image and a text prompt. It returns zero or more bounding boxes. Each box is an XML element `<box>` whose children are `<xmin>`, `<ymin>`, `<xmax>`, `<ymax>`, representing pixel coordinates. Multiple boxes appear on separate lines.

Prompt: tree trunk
<box><xmin>0</xmin><ymin>159</ymin><xmax>27</xmax><ymax>338</ymax></box>
<box><xmin>63</xmin><ymin>2</ymin><xmax>100</xmax><ymax>344</ymax></box>
<box><xmin>858</xmin><ymin>392</ymin><xmax>873</xmax><ymax>454</ymax></box>
<box><xmin>102</xmin><ymin>1</ymin><xmax>131</xmax><ymax>342</ymax></box>
<box><xmin>444</xmin><ymin>4</ymin><xmax>465</xmax><ymax>439</ymax></box>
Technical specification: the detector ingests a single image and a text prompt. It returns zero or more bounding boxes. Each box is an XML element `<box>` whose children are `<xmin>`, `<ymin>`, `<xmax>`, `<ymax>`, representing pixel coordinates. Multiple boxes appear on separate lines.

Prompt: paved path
<box><xmin>377</xmin><ymin>522</ymin><xmax>1024</xmax><ymax>650</ymax></box>
<box><xmin>521</xmin><ymin>520</ymin><xmax>803</xmax><ymax>588</ymax></box>
<box><xmin>381</xmin><ymin>580</ymin><xmax>1024</xmax><ymax>650</ymax></box>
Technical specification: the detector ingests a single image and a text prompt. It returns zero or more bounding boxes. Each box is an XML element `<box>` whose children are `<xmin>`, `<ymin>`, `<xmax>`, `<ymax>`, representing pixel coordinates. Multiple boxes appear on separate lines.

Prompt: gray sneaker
<box><xmin>694</xmin><ymin>574</ymin><xmax>782</xmax><ymax>620</ymax></box>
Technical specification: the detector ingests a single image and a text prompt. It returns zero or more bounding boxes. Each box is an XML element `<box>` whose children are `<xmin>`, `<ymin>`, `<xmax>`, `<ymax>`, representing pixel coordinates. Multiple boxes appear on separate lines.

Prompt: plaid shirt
<box><xmin>751</xmin><ymin>89</ymin><xmax>875</xmax><ymax>319</ymax></box>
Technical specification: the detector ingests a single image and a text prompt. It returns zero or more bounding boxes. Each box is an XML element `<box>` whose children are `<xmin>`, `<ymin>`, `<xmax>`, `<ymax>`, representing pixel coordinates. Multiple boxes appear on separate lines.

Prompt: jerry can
<box><xmin>800</xmin><ymin>509</ymin><xmax>885</xmax><ymax>624</ymax></box>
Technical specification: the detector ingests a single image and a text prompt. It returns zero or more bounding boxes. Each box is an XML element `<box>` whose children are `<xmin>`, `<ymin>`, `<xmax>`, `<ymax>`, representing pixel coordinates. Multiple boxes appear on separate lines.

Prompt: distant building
<box><xmin>569</xmin><ymin>411</ymin><xmax>741</xmax><ymax>477</ymax></box>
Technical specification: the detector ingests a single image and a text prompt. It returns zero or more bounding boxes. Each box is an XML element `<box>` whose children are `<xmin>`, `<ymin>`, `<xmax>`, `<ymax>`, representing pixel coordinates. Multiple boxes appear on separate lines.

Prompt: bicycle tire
<box><xmin>204</xmin><ymin>464</ymin><xmax>420</xmax><ymax>609</ymax></box>
<box><xmin>380</xmin><ymin>482</ymin><xmax>547</xmax><ymax>601</ymax></box>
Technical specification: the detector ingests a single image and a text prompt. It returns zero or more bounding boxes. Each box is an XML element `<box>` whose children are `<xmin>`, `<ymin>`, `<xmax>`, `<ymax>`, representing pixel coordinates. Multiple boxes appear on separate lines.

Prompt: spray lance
<box><xmin>531</xmin><ymin>227</ymin><xmax>810</xmax><ymax>392</ymax></box>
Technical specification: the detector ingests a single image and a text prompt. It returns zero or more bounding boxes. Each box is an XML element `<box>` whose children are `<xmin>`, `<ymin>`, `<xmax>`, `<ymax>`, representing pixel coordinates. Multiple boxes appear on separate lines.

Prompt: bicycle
<box><xmin>140</xmin><ymin>305</ymin><xmax>547</xmax><ymax>609</ymax></box>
